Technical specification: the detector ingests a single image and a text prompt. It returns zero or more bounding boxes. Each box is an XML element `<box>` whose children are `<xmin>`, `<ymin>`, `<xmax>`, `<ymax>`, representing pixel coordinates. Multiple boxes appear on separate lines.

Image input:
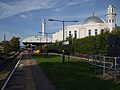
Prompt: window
<box><xmin>112</xmin><ymin>8</ymin><xmax>113</xmax><ymax>13</ymax></box>
<box><xmin>112</xmin><ymin>19</ymin><xmax>114</xmax><ymax>23</ymax></box>
<box><xmin>0</xmin><ymin>50</ymin><xmax>2</xmax><ymax>53</ymax></box>
<box><xmin>74</xmin><ymin>31</ymin><xmax>77</xmax><ymax>38</ymax></box>
<box><xmin>109</xmin><ymin>20</ymin><xmax>111</xmax><ymax>23</ymax></box>
<box><xmin>101</xmin><ymin>29</ymin><xmax>104</xmax><ymax>34</ymax></box>
<box><xmin>69</xmin><ymin>31</ymin><xmax>71</xmax><ymax>37</ymax></box>
<box><xmin>88</xmin><ymin>30</ymin><xmax>91</xmax><ymax>36</ymax></box>
<box><xmin>95</xmin><ymin>29</ymin><xmax>97</xmax><ymax>35</ymax></box>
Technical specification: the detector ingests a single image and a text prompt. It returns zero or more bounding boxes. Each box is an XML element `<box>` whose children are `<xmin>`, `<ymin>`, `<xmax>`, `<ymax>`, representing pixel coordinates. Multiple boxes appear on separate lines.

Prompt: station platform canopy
<box><xmin>22</xmin><ymin>35</ymin><xmax>54</xmax><ymax>45</ymax></box>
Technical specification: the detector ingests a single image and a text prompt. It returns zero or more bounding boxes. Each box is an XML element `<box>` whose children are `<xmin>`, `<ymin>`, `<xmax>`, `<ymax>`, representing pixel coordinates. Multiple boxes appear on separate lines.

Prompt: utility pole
<box><xmin>49</xmin><ymin>19</ymin><xmax>78</xmax><ymax>63</ymax></box>
<box><xmin>3</xmin><ymin>34</ymin><xmax>6</xmax><ymax>53</ymax></box>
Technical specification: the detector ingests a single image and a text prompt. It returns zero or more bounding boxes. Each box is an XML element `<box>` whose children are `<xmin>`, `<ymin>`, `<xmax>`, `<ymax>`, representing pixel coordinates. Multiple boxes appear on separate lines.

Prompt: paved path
<box><xmin>51</xmin><ymin>53</ymin><xmax>89</xmax><ymax>61</ymax></box>
<box><xmin>5</xmin><ymin>51</ymin><xmax>56</xmax><ymax>90</ymax></box>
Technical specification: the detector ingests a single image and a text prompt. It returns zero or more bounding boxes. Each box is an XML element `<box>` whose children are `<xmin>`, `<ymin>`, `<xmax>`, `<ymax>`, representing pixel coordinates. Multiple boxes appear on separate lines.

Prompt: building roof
<box><xmin>83</xmin><ymin>16</ymin><xmax>105</xmax><ymax>25</ymax></box>
<box><xmin>22</xmin><ymin>35</ymin><xmax>54</xmax><ymax>45</ymax></box>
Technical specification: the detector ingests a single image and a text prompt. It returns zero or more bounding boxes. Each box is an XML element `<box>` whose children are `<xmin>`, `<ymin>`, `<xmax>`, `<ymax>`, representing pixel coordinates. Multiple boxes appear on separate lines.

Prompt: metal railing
<box><xmin>88</xmin><ymin>55</ymin><xmax>120</xmax><ymax>82</ymax></box>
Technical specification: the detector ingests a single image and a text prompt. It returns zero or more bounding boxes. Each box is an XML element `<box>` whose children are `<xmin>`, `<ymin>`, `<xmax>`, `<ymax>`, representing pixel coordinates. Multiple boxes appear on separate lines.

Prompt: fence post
<box><xmin>114</xmin><ymin>57</ymin><xmax>117</xmax><ymax>82</ymax></box>
<box><xmin>95</xmin><ymin>55</ymin><xmax>97</xmax><ymax>75</ymax></box>
<box><xmin>103</xmin><ymin>56</ymin><xmax>106</xmax><ymax>77</ymax></box>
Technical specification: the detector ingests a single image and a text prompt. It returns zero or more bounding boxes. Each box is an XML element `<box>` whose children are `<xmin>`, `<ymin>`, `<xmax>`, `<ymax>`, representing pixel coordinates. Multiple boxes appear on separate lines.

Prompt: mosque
<box><xmin>22</xmin><ymin>4</ymin><xmax>118</xmax><ymax>45</ymax></box>
<box><xmin>52</xmin><ymin>4</ymin><xmax>118</xmax><ymax>41</ymax></box>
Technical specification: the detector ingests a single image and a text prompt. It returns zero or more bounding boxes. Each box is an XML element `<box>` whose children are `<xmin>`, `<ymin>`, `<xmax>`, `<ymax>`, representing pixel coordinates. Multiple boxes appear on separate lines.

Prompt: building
<box><xmin>52</xmin><ymin>4</ymin><xmax>118</xmax><ymax>41</ymax></box>
<box><xmin>0</xmin><ymin>46</ymin><xmax>4</xmax><ymax>53</ymax></box>
<box><xmin>22</xmin><ymin>18</ymin><xmax>54</xmax><ymax>45</ymax></box>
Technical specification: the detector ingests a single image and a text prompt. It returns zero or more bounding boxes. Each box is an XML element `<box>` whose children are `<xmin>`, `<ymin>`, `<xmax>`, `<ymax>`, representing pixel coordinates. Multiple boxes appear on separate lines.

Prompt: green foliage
<box><xmin>47</xmin><ymin>40</ymin><xmax>63</xmax><ymax>53</ymax></box>
<box><xmin>2</xmin><ymin>36</ymin><xmax>20</xmax><ymax>54</ymax></box>
<box><xmin>73</xmin><ymin>32</ymin><xmax>110</xmax><ymax>54</ymax></box>
<box><xmin>3</xmin><ymin>41</ymin><xmax>11</xmax><ymax>54</ymax></box>
<box><xmin>48</xmin><ymin>29</ymin><xmax>120</xmax><ymax>55</ymax></box>
<box><xmin>10</xmin><ymin>36</ymin><xmax>20</xmax><ymax>52</ymax></box>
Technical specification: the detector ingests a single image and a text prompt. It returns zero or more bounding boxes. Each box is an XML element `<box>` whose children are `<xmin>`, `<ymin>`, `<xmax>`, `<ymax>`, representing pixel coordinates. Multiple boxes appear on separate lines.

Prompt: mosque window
<box><xmin>101</xmin><ymin>29</ymin><xmax>104</xmax><ymax>34</ymax></box>
<box><xmin>112</xmin><ymin>19</ymin><xmax>114</xmax><ymax>23</ymax></box>
<box><xmin>112</xmin><ymin>8</ymin><xmax>113</xmax><ymax>13</ymax></box>
<box><xmin>95</xmin><ymin>29</ymin><xmax>97</xmax><ymax>35</ymax></box>
<box><xmin>69</xmin><ymin>31</ymin><xmax>71</xmax><ymax>37</ymax></box>
<box><xmin>109</xmin><ymin>20</ymin><xmax>111</xmax><ymax>23</ymax></box>
<box><xmin>88</xmin><ymin>30</ymin><xmax>91</xmax><ymax>36</ymax></box>
<box><xmin>74</xmin><ymin>31</ymin><xmax>77</xmax><ymax>38</ymax></box>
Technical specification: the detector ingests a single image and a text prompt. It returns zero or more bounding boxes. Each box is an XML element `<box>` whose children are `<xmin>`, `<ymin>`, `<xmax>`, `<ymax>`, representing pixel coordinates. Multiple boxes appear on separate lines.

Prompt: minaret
<box><xmin>42</xmin><ymin>18</ymin><xmax>45</xmax><ymax>36</ymax></box>
<box><xmin>106</xmin><ymin>4</ymin><xmax>116</xmax><ymax>32</ymax></box>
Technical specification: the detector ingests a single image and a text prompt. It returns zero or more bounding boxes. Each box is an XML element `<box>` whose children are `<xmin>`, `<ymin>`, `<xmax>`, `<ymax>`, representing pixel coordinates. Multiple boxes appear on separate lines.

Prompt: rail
<box><xmin>0</xmin><ymin>52</ymin><xmax>23</xmax><ymax>90</ymax></box>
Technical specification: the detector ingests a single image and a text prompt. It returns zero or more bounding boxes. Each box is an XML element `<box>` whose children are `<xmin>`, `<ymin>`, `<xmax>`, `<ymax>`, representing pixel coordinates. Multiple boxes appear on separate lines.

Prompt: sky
<box><xmin>0</xmin><ymin>0</ymin><xmax>120</xmax><ymax>44</ymax></box>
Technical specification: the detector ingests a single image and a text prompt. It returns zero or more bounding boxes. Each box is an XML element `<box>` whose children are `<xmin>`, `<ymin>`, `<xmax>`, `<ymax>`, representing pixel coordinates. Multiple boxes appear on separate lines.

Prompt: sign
<box><xmin>62</xmin><ymin>41</ymin><xmax>69</xmax><ymax>45</ymax></box>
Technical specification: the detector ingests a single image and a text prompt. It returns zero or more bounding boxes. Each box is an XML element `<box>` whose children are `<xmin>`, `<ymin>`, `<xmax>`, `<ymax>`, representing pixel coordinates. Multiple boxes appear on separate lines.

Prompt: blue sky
<box><xmin>0</xmin><ymin>0</ymin><xmax>120</xmax><ymax>43</ymax></box>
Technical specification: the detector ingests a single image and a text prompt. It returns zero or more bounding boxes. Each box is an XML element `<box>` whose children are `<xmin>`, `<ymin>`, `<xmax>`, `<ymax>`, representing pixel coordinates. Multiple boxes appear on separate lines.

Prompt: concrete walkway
<box><xmin>30</xmin><ymin>58</ymin><xmax>56</xmax><ymax>90</ymax></box>
<box><xmin>5</xmin><ymin>52</ymin><xmax>56</xmax><ymax>90</ymax></box>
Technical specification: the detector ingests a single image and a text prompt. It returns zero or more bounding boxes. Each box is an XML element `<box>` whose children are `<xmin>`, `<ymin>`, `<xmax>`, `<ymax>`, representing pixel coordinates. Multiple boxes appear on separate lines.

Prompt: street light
<box><xmin>49</xmin><ymin>19</ymin><xmax>78</xmax><ymax>63</ymax></box>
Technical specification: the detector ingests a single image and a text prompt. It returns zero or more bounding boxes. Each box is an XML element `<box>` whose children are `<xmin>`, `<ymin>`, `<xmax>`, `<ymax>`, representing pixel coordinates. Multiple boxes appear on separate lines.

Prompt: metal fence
<box><xmin>88</xmin><ymin>55</ymin><xmax>120</xmax><ymax>82</ymax></box>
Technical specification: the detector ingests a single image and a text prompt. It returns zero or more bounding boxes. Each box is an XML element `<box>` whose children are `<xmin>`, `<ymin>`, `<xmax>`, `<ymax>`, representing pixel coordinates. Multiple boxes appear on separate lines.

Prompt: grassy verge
<box><xmin>0</xmin><ymin>52</ymin><xmax>17</xmax><ymax>61</ymax></box>
<box><xmin>33</xmin><ymin>54</ymin><xmax>120</xmax><ymax>90</ymax></box>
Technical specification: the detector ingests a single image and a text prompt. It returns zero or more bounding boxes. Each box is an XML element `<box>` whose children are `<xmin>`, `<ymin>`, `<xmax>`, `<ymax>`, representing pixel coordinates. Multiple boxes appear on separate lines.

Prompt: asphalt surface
<box><xmin>5</xmin><ymin>51</ymin><xmax>56</xmax><ymax>90</ymax></box>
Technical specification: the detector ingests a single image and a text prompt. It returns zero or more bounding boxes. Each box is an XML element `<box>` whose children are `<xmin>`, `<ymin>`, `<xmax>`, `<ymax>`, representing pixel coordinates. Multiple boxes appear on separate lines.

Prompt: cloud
<box><xmin>53</xmin><ymin>0</ymin><xmax>92</xmax><ymax>12</ymax></box>
<box><xmin>20</xmin><ymin>15</ymin><xmax>28</xmax><ymax>19</ymax></box>
<box><xmin>0</xmin><ymin>0</ymin><xmax>56</xmax><ymax>19</ymax></box>
<box><xmin>0</xmin><ymin>0</ymin><xmax>93</xmax><ymax>19</ymax></box>
<box><xmin>54</xmin><ymin>8</ymin><xmax>63</xmax><ymax>12</ymax></box>
<box><xmin>67</xmin><ymin>0</ymin><xmax>91</xmax><ymax>6</ymax></box>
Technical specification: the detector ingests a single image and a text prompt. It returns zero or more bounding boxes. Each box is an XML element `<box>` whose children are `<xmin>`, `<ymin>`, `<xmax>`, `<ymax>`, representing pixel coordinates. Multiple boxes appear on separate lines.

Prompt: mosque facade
<box><xmin>52</xmin><ymin>4</ymin><xmax>117</xmax><ymax>42</ymax></box>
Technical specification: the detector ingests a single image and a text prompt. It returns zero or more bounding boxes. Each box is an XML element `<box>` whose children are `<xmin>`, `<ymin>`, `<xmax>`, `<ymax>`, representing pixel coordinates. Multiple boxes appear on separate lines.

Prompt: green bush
<box><xmin>48</xmin><ymin>28</ymin><xmax>120</xmax><ymax>55</ymax></box>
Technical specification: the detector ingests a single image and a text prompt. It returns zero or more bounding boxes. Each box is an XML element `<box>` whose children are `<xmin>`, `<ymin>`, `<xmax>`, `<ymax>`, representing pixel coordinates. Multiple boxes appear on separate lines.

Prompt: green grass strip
<box><xmin>33</xmin><ymin>54</ymin><xmax>120</xmax><ymax>90</ymax></box>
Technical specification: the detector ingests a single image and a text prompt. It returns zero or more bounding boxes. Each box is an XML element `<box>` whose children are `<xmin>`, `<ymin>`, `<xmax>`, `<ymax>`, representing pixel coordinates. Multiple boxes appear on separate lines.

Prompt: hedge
<box><xmin>47</xmin><ymin>28</ymin><xmax>120</xmax><ymax>55</ymax></box>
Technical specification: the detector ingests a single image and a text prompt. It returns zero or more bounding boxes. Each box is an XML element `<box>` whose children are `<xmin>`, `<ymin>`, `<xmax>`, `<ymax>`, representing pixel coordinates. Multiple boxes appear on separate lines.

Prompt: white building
<box><xmin>53</xmin><ymin>4</ymin><xmax>117</xmax><ymax>41</ymax></box>
<box><xmin>22</xmin><ymin>18</ymin><xmax>54</xmax><ymax>44</ymax></box>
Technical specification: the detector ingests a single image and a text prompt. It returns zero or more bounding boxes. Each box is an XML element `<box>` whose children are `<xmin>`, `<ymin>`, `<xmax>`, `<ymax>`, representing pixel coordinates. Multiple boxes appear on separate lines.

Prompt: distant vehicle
<box><xmin>36</xmin><ymin>50</ymin><xmax>40</xmax><ymax>54</ymax></box>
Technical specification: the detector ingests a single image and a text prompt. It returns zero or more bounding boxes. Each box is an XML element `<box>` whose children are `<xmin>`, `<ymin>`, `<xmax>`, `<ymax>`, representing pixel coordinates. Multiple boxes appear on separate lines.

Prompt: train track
<box><xmin>0</xmin><ymin>53</ymin><xmax>20</xmax><ymax>71</ymax></box>
<box><xmin>0</xmin><ymin>52</ymin><xmax>23</xmax><ymax>90</ymax></box>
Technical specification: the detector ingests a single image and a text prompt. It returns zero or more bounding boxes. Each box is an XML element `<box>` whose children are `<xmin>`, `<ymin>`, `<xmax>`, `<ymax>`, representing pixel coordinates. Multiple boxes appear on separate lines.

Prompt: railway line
<box><xmin>1</xmin><ymin>51</ymin><xmax>55</xmax><ymax>90</ymax></box>
<box><xmin>0</xmin><ymin>53</ymin><xmax>20</xmax><ymax>71</ymax></box>
<box><xmin>0</xmin><ymin>52</ymin><xmax>23</xmax><ymax>90</ymax></box>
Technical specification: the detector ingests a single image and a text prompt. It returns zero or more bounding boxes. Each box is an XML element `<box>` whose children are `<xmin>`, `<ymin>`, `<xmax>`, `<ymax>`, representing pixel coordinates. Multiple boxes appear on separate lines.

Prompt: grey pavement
<box><xmin>5</xmin><ymin>52</ymin><xmax>56</xmax><ymax>90</ymax></box>
<box><xmin>30</xmin><ymin>58</ymin><xmax>56</xmax><ymax>90</ymax></box>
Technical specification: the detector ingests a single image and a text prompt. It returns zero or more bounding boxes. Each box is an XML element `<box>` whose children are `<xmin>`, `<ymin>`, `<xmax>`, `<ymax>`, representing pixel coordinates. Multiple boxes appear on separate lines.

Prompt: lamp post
<box><xmin>48</xmin><ymin>19</ymin><xmax>78</xmax><ymax>63</ymax></box>
<box><xmin>3</xmin><ymin>35</ymin><xmax>6</xmax><ymax>53</ymax></box>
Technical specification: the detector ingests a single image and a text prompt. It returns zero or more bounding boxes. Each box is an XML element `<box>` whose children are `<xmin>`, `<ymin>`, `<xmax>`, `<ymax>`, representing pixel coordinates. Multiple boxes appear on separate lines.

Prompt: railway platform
<box><xmin>5</xmin><ymin>51</ymin><xmax>56</xmax><ymax>90</ymax></box>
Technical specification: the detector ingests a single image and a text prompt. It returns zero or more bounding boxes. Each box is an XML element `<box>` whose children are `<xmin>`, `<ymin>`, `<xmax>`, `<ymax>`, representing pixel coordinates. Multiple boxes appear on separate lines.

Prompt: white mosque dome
<box><xmin>83</xmin><ymin>16</ymin><xmax>105</xmax><ymax>24</ymax></box>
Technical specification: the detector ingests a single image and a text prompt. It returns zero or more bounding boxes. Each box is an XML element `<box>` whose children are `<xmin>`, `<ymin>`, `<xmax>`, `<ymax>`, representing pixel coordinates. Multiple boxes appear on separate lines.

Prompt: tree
<box><xmin>10</xmin><ymin>37</ymin><xmax>20</xmax><ymax>52</ymax></box>
<box><xmin>3</xmin><ymin>41</ymin><xmax>11</xmax><ymax>54</ymax></box>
